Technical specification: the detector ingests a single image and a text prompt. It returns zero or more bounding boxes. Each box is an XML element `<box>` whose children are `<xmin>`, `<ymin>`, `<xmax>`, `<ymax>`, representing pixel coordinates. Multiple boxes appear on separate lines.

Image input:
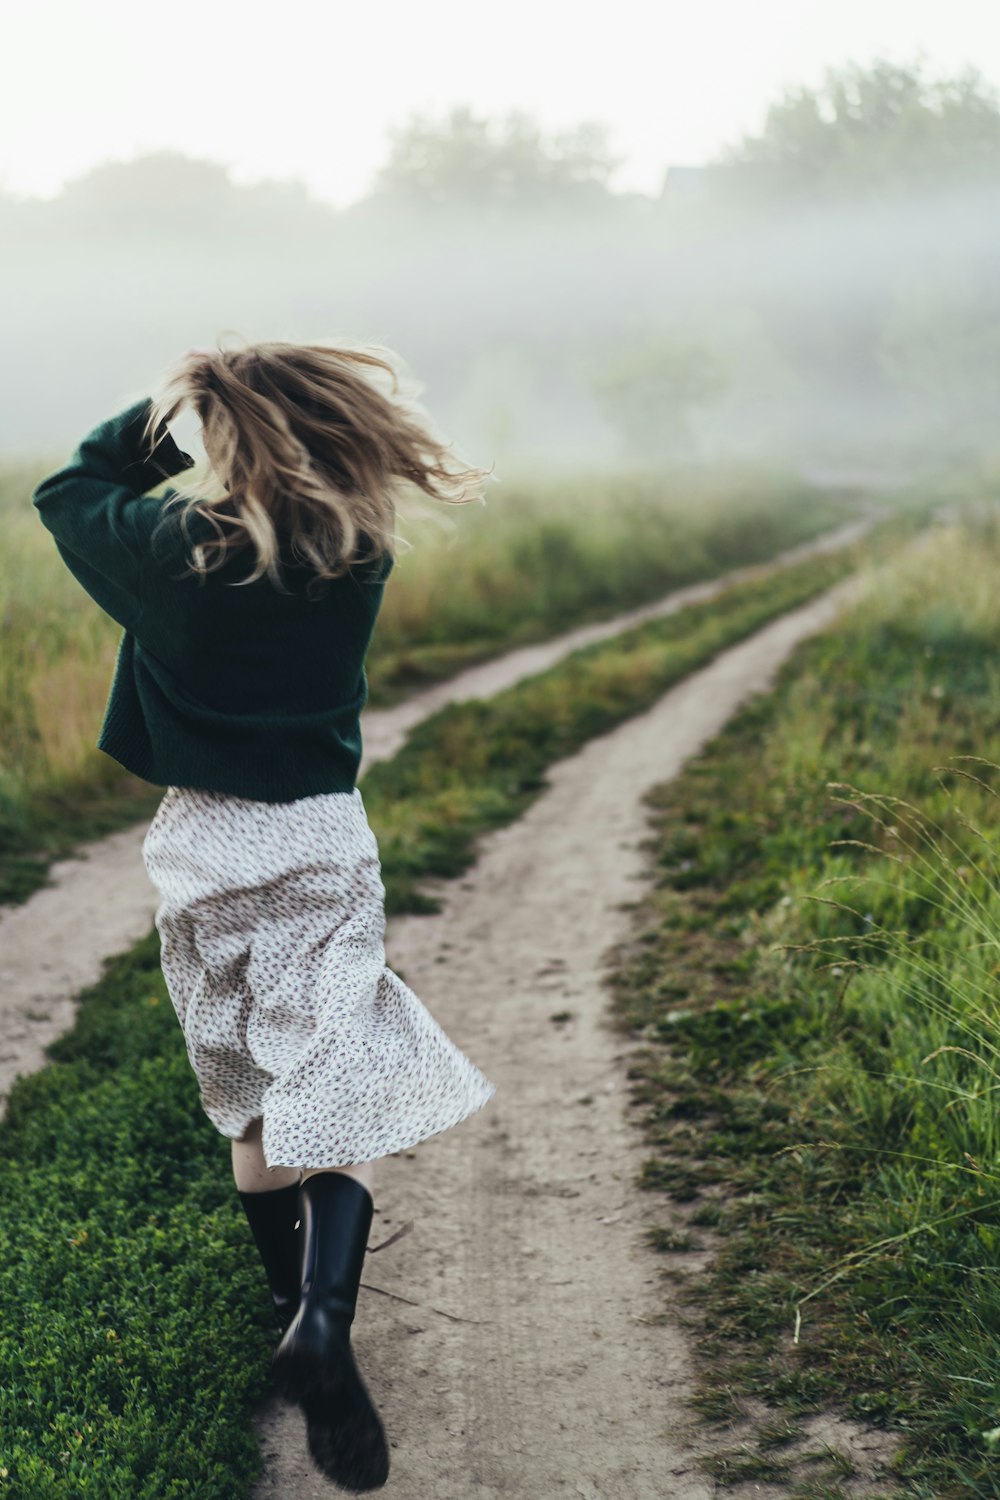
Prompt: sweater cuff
<box><xmin>102</xmin><ymin>396</ymin><xmax>197</xmax><ymax>496</ymax></box>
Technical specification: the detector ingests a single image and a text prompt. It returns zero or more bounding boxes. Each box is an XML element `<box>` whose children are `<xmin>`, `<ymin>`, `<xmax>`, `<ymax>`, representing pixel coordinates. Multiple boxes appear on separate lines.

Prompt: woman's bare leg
<box><xmin>231</xmin><ymin>1115</ymin><xmax>301</xmax><ymax>1191</ymax></box>
<box><xmin>231</xmin><ymin>1116</ymin><xmax>375</xmax><ymax>1196</ymax></box>
<box><xmin>301</xmin><ymin>1160</ymin><xmax>375</xmax><ymax>1195</ymax></box>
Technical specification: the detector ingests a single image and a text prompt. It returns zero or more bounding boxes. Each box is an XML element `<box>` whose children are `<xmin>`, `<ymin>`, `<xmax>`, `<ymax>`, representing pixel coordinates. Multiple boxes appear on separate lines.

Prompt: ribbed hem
<box><xmin>97</xmin><ymin>720</ymin><xmax>362</xmax><ymax>802</ymax></box>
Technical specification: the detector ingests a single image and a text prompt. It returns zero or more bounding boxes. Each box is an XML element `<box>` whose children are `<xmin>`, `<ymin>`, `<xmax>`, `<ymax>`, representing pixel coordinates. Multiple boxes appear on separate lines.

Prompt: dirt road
<box><xmin>0</xmin><ymin>513</ymin><xmax>907</xmax><ymax>1495</ymax></box>
<box><xmin>0</xmin><ymin>514</ymin><xmax>874</xmax><ymax>1122</ymax></box>
<box><xmin>250</xmin><ymin>574</ymin><xmax>902</xmax><ymax>1499</ymax></box>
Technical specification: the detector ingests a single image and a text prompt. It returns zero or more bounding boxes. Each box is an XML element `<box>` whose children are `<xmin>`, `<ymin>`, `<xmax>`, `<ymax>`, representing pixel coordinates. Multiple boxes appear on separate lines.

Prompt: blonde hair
<box><xmin>141</xmin><ymin>334</ymin><xmax>495</xmax><ymax>596</ymax></box>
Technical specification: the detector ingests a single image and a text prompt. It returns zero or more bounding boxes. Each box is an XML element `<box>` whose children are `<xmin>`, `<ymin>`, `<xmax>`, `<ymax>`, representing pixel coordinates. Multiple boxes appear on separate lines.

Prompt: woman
<box><xmin>31</xmin><ymin>336</ymin><xmax>499</xmax><ymax>1492</ymax></box>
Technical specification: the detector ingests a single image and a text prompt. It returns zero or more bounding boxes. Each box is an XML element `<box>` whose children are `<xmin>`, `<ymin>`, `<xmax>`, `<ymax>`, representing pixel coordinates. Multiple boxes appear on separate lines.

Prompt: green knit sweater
<box><xmin>32</xmin><ymin>396</ymin><xmax>394</xmax><ymax>802</ymax></box>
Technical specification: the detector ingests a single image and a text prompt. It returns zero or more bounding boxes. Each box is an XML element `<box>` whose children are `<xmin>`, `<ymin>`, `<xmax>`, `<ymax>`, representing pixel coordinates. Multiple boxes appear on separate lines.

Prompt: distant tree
<box><xmin>368</xmin><ymin>104</ymin><xmax>622</xmax><ymax>213</ymax></box>
<box><xmin>724</xmin><ymin>58</ymin><xmax>1000</xmax><ymax>195</ymax></box>
<box><xmin>588</xmin><ymin>335</ymin><xmax>728</xmax><ymax>464</ymax></box>
<box><xmin>450</xmin><ymin>343</ymin><xmax>540</xmax><ymax>459</ymax></box>
<box><xmin>48</xmin><ymin>149</ymin><xmax>332</xmax><ymax>237</ymax></box>
<box><xmin>878</xmin><ymin>272</ymin><xmax>1000</xmax><ymax>459</ymax></box>
<box><xmin>54</xmin><ymin>150</ymin><xmax>238</xmax><ymax>229</ymax></box>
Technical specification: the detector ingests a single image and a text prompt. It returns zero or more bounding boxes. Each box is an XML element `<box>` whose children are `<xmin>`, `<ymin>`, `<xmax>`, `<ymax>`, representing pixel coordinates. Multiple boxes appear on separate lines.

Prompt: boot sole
<box><xmin>271</xmin><ymin>1342</ymin><xmax>390</xmax><ymax>1491</ymax></box>
<box><xmin>271</xmin><ymin>1339</ymin><xmax>322</xmax><ymax>1405</ymax></box>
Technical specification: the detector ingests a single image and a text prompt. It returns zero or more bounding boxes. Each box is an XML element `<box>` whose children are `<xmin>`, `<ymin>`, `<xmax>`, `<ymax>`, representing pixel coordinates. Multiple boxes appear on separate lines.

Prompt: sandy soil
<box><xmin>250</xmin><ymin>574</ymin><xmax>903</xmax><ymax>1499</ymax></box>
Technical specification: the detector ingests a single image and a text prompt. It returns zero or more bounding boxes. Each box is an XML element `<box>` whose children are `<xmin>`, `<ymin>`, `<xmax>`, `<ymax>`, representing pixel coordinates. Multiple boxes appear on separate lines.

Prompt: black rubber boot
<box><xmin>237</xmin><ymin>1180</ymin><xmax>303</xmax><ymax>1337</ymax></box>
<box><xmin>271</xmin><ymin>1171</ymin><xmax>389</xmax><ymax>1493</ymax></box>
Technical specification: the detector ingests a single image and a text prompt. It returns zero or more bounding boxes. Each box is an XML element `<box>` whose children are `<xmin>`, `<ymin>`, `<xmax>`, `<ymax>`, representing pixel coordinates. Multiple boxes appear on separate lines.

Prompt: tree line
<box><xmin>6</xmin><ymin>58</ymin><xmax>1000</xmax><ymax>471</ymax></box>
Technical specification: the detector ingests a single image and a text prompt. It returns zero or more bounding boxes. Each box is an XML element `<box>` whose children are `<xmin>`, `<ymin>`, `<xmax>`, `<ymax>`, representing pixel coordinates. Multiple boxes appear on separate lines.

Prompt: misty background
<box><xmin>4</xmin><ymin>55</ymin><xmax>1000</xmax><ymax>480</ymax></box>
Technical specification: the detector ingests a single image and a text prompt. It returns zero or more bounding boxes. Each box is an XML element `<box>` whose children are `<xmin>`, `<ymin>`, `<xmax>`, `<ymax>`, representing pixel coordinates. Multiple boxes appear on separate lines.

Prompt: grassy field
<box><xmin>0</xmin><ymin>517</ymin><xmax>907</xmax><ymax>1499</ymax></box>
<box><xmin>606</xmin><ymin>513</ymin><xmax>1000</xmax><ymax>1498</ymax></box>
<box><xmin>364</xmin><ymin>468</ymin><xmax>852</xmax><ymax>699</ymax></box>
<box><xmin>1</xmin><ymin>449</ymin><xmax>848</xmax><ymax>905</ymax></box>
<box><xmin>362</xmin><ymin>536</ymin><xmax>884</xmax><ymax>914</ymax></box>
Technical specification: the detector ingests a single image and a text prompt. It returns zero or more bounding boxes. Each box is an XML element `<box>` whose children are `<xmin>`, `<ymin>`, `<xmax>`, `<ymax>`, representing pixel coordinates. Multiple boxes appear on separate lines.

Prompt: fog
<box><xmin>5</xmin><ymin>65</ymin><xmax>1000</xmax><ymax>483</ymax></box>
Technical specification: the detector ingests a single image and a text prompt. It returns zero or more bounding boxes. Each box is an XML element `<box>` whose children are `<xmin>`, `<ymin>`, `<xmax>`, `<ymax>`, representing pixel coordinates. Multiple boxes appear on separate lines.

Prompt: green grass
<box><xmin>1</xmin><ymin>448</ymin><xmax>851</xmax><ymax>907</ymax></box>
<box><xmin>364</xmin><ymin>468</ymin><xmax>853</xmax><ymax>702</ymax></box>
<box><xmin>605</xmin><ymin>512</ymin><xmax>1000</xmax><ymax>1498</ymax></box>
<box><xmin>362</xmin><ymin>536</ymin><xmax>894</xmax><ymax>915</ymax></box>
<box><xmin>0</xmin><ymin>519</ymin><xmax>900</xmax><ymax>1498</ymax></box>
<box><xmin>0</xmin><ymin>933</ymin><xmax>272</xmax><ymax>1498</ymax></box>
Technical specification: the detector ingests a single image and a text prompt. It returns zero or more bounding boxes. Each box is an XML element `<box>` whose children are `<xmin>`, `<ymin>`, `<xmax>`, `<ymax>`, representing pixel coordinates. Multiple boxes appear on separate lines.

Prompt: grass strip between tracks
<box><xmin>363</xmin><ymin>526</ymin><xmax>901</xmax><ymax>914</ymax></box>
<box><xmin>0</xmin><ymin>518</ymin><xmax>909</xmax><ymax>1497</ymax></box>
<box><xmin>605</xmin><ymin>511</ymin><xmax>1000</xmax><ymax>1498</ymax></box>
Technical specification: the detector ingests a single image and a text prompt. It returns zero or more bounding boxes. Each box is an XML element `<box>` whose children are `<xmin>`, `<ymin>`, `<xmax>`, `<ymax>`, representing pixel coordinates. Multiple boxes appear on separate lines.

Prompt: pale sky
<box><xmin>4</xmin><ymin>0</ymin><xmax>1000</xmax><ymax>207</ymax></box>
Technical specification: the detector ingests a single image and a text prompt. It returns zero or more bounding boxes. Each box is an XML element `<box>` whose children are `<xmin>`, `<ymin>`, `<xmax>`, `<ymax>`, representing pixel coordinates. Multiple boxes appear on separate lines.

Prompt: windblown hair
<box><xmin>140</xmin><ymin>335</ymin><xmax>495</xmax><ymax>596</ymax></box>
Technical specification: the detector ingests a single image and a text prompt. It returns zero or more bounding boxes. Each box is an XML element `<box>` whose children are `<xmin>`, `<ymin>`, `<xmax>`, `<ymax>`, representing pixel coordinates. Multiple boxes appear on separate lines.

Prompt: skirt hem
<box><xmin>255</xmin><ymin>1075</ymin><xmax>497</xmax><ymax>1170</ymax></box>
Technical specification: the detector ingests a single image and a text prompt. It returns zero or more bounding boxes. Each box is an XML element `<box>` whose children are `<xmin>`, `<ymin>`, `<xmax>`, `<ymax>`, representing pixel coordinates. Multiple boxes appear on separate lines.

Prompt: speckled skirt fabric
<box><xmin>141</xmin><ymin>784</ymin><xmax>496</xmax><ymax>1169</ymax></box>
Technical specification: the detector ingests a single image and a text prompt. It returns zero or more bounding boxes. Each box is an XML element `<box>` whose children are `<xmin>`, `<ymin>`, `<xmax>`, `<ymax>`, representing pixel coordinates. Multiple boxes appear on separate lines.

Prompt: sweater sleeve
<box><xmin>31</xmin><ymin>396</ymin><xmax>196</xmax><ymax>631</ymax></box>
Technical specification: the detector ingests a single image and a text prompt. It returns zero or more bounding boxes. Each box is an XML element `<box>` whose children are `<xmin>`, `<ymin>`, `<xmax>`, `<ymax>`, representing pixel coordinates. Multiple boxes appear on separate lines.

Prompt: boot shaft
<box><xmin>296</xmin><ymin>1170</ymin><xmax>374</xmax><ymax>1324</ymax></box>
<box><xmin>269</xmin><ymin>1171</ymin><xmax>389</xmax><ymax>1489</ymax></box>
<box><xmin>237</xmin><ymin>1180</ymin><xmax>303</xmax><ymax>1333</ymax></box>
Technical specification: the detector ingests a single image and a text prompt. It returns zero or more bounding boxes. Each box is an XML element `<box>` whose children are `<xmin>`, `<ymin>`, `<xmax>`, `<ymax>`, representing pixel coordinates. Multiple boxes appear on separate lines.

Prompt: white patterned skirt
<box><xmin>140</xmin><ymin>784</ymin><xmax>496</xmax><ymax>1170</ymax></box>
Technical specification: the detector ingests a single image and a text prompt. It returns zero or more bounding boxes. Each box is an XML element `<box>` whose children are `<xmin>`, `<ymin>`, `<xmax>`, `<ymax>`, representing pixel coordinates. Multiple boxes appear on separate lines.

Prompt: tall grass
<box><xmin>607</xmin><ymin>514</ymin><xmax>1000</xmax><ymax>1497</ymax></box>
<box><xmin>788</xmin><ymin>770</ymin><xmax>1000</xmax><ymax>1341</ymax></box>
<box><xmin>367</xmin><ymin>467</ymin><xmax>847</xmax><ymax>694</ymax></box>
<box><xmin>1</xmin><ymin>451</ymin><xmax>847</xmax><ymax>902</ymax></box>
